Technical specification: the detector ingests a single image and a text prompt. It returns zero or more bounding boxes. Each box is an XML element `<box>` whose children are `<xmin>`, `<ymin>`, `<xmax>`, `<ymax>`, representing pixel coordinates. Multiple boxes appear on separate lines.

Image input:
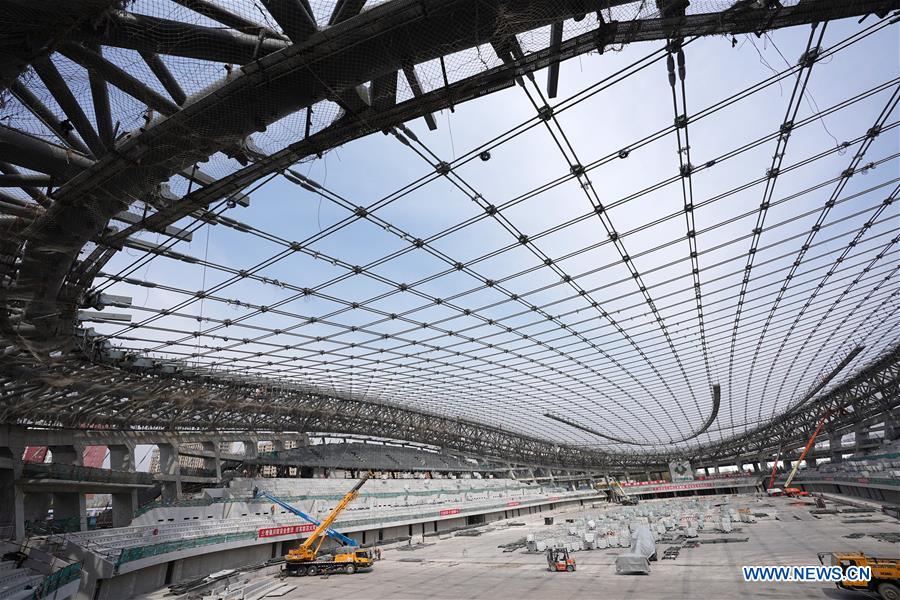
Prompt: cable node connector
<box><xmin>798</xmin><ymin>46</ymin><xmax>820</xmax><ymax>68</ymax></box>
<box><xmin>435</xmin><ymin>161</ymin><xmax>451</xmax><ymax>175</ymax></box>
<box><xmin>538</xmin><ymin>105</ymin><xmax>554</xmax><ymax>121</ymax></box>
<box><xmin>674</xmin><ymin>114</ymin><xmax>688</xmax><ymax>129</ymax></box>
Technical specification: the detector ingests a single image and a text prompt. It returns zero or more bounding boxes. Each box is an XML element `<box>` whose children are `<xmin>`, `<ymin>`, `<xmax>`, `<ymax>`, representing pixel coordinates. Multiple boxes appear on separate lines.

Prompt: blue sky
<box><xmin>76</xmin><ymin>9</ymin><xmax>900</xmax><ymax>453</ymax></box>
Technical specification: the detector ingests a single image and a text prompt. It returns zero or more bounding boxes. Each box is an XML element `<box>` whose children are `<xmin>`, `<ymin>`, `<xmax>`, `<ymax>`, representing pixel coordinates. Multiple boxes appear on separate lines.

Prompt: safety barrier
<box><xmin>25</xmin><ymin>517</ymin><xmax>99</xmax><ymax>535</ymax></box>
<box><xmin>31</xmin><ymin>562</ymin><xmax>82</xmax><ymax>599</ymax></box>
<box><xmin>115</xmin><ymin>531</ymin><xmax>256</xmax><ymax>568</ymax></box>
<box><xmin>21</xmin><ymin>462</ymin><xmax>154</xmax><ymax>486</ymax></box>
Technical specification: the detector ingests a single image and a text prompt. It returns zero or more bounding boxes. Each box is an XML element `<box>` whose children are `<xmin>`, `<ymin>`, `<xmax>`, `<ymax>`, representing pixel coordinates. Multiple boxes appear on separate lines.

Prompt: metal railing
<box><xmin>176</xmin><ymin>466</ymin><xmax>218</xmax><ymax>478</ymax></box>
<box><xmin>31</xmin><ymin>562</ymin><xmax>82</xmax><ymax>600</ymax></box>
<box><xmin>115</xmin><ymin>531</ymin><xmax>256</xmax><ymax>568</ymax></box>
<box><xmin>21</xmin><ymin>462</ymin><xmax>154</xmax><ymax>486</ymax></box>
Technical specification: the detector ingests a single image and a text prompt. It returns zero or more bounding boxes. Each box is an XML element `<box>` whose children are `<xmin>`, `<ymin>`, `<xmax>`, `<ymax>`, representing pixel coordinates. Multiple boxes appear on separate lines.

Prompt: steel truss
<box><xmin>0</xmin><ymin>0</ymin><xmax>898</xmax><ymax>469</ymax></box>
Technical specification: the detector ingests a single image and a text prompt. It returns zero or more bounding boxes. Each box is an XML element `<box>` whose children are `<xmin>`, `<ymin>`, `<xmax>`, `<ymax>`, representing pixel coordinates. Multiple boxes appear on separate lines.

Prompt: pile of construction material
<box><xmin>522</xmin><ymin>498</ymin><xmax>758</xmax><ymax>554</ymax></box>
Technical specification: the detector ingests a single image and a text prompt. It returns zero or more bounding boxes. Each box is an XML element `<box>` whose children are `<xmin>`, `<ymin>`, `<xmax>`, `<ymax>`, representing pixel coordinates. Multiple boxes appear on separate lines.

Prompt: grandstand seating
<box><xmin>65</xmin><ymin>478</ymin><xmax>586</xmax><ymax>567</ymax></box>
<box><xmin>0</xmin><ymin>560</ymin><xmax>44</xmax><ymax>600</ymax></box>
<box><xmin>795</xmin><ymin>438</ymin><xmax>900</xmax><ymax>483</ymax></box>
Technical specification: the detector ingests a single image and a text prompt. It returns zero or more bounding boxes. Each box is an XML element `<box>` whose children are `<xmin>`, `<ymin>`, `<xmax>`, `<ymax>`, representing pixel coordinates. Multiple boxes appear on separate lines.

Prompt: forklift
<box><xmin>546</xmin><ymin>547</ymin><xmax>576</xmax><ymax>572</ymax></box>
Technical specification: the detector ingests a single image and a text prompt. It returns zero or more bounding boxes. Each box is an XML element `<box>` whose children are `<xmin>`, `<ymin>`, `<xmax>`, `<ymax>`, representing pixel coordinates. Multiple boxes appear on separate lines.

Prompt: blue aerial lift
<box><xmin>258</xmin><ymin>491</ymin><xmax>358</xmax><ymax>547</ymax></box>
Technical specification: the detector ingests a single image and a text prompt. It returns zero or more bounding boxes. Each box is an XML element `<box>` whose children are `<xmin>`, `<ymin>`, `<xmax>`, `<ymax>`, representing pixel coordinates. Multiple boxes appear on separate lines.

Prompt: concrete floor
<box><xmin>267</xmin><ymin>495</ymin><xmax>899</xmax><ymax>600</ymax></box>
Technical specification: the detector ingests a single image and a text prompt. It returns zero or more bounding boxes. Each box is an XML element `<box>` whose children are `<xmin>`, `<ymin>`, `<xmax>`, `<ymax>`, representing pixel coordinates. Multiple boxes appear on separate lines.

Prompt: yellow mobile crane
<box><xmin>284</xmin><ymin>472</ymin><xmax>374</xmax><ymax>576</ymax></box>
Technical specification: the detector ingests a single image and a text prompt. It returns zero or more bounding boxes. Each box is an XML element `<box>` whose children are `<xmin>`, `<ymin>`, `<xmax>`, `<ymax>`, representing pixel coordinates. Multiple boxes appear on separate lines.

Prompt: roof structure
<box><xmin>0</xmin><ymin>0</ymin><xmax>898</xmax><ymax>467</ymax></box>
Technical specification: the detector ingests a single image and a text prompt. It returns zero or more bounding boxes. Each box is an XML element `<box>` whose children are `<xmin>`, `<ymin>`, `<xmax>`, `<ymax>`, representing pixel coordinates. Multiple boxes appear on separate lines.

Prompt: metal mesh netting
<box><xmin>0</xmin><ymin>0</ymin><xmax>898</xmax><ymax>457</ymax></box>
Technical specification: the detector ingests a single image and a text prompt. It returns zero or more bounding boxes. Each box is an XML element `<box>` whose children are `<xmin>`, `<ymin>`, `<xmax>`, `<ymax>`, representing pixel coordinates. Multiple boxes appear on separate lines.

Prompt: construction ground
<box><xmin>139</xmin><ymin>494</ymin><xmax>899</xmax><ymax>600</ymax></box>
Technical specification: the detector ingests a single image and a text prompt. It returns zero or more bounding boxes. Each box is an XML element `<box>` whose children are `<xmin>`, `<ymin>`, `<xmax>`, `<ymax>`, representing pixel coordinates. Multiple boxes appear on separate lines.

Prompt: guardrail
<box><xmin>115</xmin><ymin>532</ymin><xmax>257</xmax><ymax>568</ymax></box>
<box><xmin>21</xmin><ymin>462</ymin><xmax>154</xmax><ymax>486</ymax></box>
<box><xmin>31</xmin><ymin>562</ymin><xmax>82</xmax><ymax>599</ymax></box>
<box><xmin>177</xmin><ymin>466</ymin><xmax>219</xmax><ymax>479</ymax></box>
<box><xmin>26</xmin><ymin>517</ymin><xmax>92</xmax><ymax>535</ymax></box>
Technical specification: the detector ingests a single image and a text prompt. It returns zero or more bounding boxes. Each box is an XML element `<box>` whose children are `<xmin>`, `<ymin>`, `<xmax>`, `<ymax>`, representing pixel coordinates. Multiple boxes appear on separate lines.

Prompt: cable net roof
<box><xmin>2</xmin><ymin>0</ymin><xmax>898</xmax><ymax>453</ymax></box>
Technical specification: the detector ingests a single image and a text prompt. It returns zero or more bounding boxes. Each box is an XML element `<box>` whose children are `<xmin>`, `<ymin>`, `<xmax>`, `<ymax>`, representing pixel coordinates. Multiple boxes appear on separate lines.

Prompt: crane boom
<box><xmin>784</xmin><ymin>410</ymin><xmax>830</xmax><ymax>489</ymax></box>
<box><xmin>285</xmin><ymin>472</ymin><xmax>372</xmax><ymax>563</ymax></box>
<box><xmin>259</xmin><ymin>491</ymin><xmax>357</xmax><ymax>547</ymax></box>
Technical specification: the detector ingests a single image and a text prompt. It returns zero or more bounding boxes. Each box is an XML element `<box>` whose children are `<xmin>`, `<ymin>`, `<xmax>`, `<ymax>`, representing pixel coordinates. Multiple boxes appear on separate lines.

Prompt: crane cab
<box><xmin>818</xmin><ymin>552</ymin><xmax>900</xmax><ymax>600</ymax></box>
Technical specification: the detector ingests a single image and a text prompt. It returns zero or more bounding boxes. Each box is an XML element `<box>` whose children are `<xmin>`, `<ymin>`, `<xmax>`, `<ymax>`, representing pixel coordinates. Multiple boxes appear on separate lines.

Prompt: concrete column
<box><xmin>807</xmin><ymin>456</ymin><xmax>817</xmax><ymax>468</ymax></box>
<box><xmin>158</xmin><ymin>443</ymin><xmax>182</xmax><ymax>501</ymax></box>
<box><xmin>714</xmin><ymin>465</ymin><xmax>721</xmax><ymax>475</ymax></box>
<box><xmin>271</xmin><ymin>439</ymin><xmax>285</xmax><ymax>452</ymax></box>
<box><xmin>854</xmin><ymin>423</ymin><xmax>870</xmax><ymax>452</ymax></box>
<box><xmin>243</xmin><ymin>440</ymin><xmax>258</xmax><ymax>460</ymax></box>
<box><xmin>0</xmin><ymin>446</ymin><xmax>25</xmax><ymax>540</ymax></box>
<box><xmin>48</xmin><ymin>445</ymin><xmax>86</xmax><ymax>532</ymax></box>
<box><xmin>201</xmin><ymin>442</ymin><xmax>222</xmax><ymax>479</ymax></box>
<box><xmin>704</xmin><ymin>467</ymin><xmax>710</xmax><ymax>476</ymax></box>
<box><xmin>23</xmin><ymin>493</ymin><xmax>51</xmax><ymax>522</ymax></box>
<box><xmin>885</xmin><ymin>408</ymin><xmax>900</xmax><ymax>441</ymax></box>
<box><xmin>109</xmin><ymin>444</ymin><xmax>137</xmax><ymax>528</ymax></box>
<box><xmin>830</xmin><ymin>434</ymin><xmax>843</xmax><ymax>463</ymax></box>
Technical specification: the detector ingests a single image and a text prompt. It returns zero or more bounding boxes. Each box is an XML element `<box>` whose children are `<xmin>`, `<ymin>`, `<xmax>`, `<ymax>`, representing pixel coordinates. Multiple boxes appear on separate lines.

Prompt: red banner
<box><xmin>258</xmin><ymin>524</ymin><xmax>315</xmax><ymax>538</ymax></box>
<box><xmin>507</xmin><ymin>501</ymin><xmax>520</xmax><ymax>507</ymax></box>
<box><xmin>22</xmin><ymin>447</ymin><xmax>48</xmax><ymax>463</ymax></box>
<box><xmin>439</xmin><ymin>508</ymin><xmax>460</xmax><ymax>516</ymax></box>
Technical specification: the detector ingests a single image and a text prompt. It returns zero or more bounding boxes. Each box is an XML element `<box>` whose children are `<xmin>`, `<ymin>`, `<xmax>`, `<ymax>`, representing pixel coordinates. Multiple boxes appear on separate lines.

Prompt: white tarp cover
<box><xmin>629</xmin><ymin>525</ymin><xmax>657</xmax><ymax>559</ymax></box>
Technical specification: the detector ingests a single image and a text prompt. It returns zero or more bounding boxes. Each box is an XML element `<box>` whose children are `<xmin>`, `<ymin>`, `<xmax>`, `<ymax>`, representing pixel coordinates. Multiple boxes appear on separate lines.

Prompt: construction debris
<box><xmin>455</xmin><ymin>530</ymin><xmax>484</xmax><ymax>537</ymax></box>
<box><xmin>662</xmin><ymin>546</ymin><xmax>681</xmax><ymax>560</ymax></box>
<box><xmin>841</xmin><ymin>519</ymin><xmax>885</xmax><ymax>524</ymax></box>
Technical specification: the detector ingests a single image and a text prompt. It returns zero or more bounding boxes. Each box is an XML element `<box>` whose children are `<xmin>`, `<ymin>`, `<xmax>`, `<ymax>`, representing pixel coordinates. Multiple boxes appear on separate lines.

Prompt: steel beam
<box><xmin>328</xmin><ymin>0</ymin><xmax>367</xmax><ymax>26</ymax></box>
<box><xmin>9</xmin><ymin>81</ymin><xmax>92</xmax><ymax>156</ymax></box>
<box><xmin>260</xmin><ymin>0</ymin><xmax>319</xmax><ymax>44</ymax></box>
<box><xmin>58</xmin><ymin>43</ymin><xmax>181</xmax><ymax>116</ymax></box>
<box><xmin>77</xmin><ymin>10</ymin><xmax>289</xmax><ymax>65</ymax></box>
<box><xmin>86</xmin><ymin>44</ymin><xmax>114</xmax><ymax>150</ymax></box>
<box><xmin>0</xmin><ymin>125</ymin><xmax>93</xmax><ymax>179</ymax></box>
<box><xmin>31</xmin><ymin>56</ymin><xmax>104</xmax><ymax>157</ymax></box>
<box><xmin>546</xmin><ymin>22</ymin><xmax>563</xmax><ymax>98</ymax></box>
<box><xmin>171</xmin><ymin>0</ymin><xmax>284</xmax><ymax>38</ymax></box>
<box><xmin>139</xmin><ymin>52</ymin><xmax>187</xmax><ymax>106</ymax></box>
<box><xmin>402</xmin><ymin>64</ymin><xmax>438</xmax><ymax>131</ymax></box>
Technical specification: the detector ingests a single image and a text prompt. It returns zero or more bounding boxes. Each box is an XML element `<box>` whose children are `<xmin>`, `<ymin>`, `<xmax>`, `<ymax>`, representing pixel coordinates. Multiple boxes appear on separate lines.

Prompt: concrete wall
<box><xmin>798</xmin><ymin>481</ymin><xmax>900</xmax><ymax>505</ymax></box>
